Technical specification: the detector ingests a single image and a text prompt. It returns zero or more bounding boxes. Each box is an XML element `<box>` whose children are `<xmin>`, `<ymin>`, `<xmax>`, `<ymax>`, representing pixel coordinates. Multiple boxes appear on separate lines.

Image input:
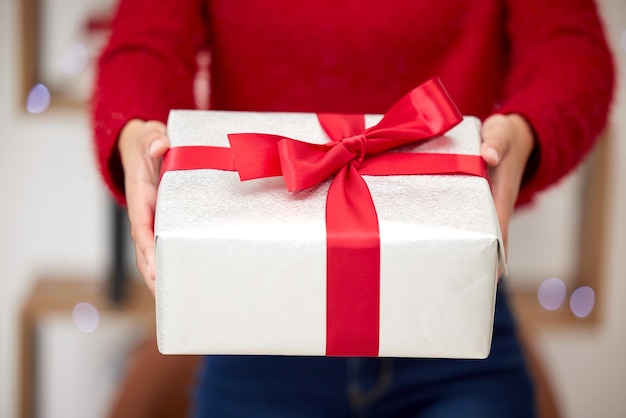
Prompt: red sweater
<box><xmin>92</xmin><ymin>0</ymin><xmax>614</xmax><ymax>205</ymax></box>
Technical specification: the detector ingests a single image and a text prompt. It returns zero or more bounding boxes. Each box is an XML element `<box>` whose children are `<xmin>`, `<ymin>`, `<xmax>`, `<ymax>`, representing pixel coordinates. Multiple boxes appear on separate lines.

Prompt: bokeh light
<box><xmin>72</xmin><ymin>302</ymin><xmax>100</xmax><ymax>333</ymax></box>
<box><xmin>537</xmin><ymin>277</ymin><xmax>567</xmax><ymax>310</ymax></box>
<box><xmin>26</xmin><ymin>83</ymin><xmax>51</xmax><ymax>114</ymax></box>
<box><xmin>569</xmin><ymin>286</ymin><xmax>595</xmax><ymax>318</ymax></box>
<box><xmin>61</xmin><ymin>43</ymin><xmax>89</xmax><ymax>74</ymax></box>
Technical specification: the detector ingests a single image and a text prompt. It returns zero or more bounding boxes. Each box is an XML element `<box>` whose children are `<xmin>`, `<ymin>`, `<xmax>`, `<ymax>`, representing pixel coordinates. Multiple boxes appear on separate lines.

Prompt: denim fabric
<box><xmin>192</xmin><ymin>283</ymin><xmax>535</xmax><ymax>418</ymax></box>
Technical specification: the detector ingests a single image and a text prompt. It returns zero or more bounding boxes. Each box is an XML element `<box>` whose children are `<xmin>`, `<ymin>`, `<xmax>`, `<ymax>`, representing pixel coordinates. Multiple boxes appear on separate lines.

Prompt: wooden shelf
<box><xmin>19</xmin><ymin>276</ymin><xmax>154</xmax><ymax>418</ymax></box>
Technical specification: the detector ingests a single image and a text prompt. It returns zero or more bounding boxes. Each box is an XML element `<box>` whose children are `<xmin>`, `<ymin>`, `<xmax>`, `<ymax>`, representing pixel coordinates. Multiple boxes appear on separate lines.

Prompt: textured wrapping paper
<box><xmin>155</xmin><ymin>110</ymin><xmax>504</xmax><ymax>359</ymax></box>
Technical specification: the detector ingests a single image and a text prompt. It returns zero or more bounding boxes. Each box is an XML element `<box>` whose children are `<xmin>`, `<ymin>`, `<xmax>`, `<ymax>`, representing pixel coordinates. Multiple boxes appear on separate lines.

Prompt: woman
<box><xmin>92</xmin><ymin>1</ymin><xmax>614</xmax><ymax>416</ymax></box>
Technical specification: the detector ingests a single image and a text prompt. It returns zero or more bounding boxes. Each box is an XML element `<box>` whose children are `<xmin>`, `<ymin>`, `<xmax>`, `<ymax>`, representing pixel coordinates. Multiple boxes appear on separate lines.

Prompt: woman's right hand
<box><xmin>118</xmin><ymin>119</ymin><xmax>170</xmax><ymax>295</ymax></box>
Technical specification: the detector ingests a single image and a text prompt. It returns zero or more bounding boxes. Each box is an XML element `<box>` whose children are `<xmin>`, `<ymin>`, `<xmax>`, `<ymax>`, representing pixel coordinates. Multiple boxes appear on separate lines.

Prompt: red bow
<box><xmin>226</xmin><ymin>78</ymin><xmax>465</xmax><ymax>190</ymax></box>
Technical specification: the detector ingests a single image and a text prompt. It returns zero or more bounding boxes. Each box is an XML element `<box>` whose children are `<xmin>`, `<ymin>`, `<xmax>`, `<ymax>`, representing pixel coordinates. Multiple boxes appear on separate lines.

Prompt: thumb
<box><xmin>148</xmin><ymin>135</ymin><xmax>170</xmax><ymax>158</ymax></box>
<box><xmin>142</xmin><ymin>121</ymin><xmax>169</xmax><ymax>158</ymax></box>
<box><xmin>480</xmin><ymin>114</ymin><xmax>511</xmax><ymax>167</ymax></box>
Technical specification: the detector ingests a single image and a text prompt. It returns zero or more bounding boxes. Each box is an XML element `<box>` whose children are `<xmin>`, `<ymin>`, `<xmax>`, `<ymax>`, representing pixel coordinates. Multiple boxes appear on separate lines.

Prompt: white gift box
<box><xmin>155</xmin><ymin>110</ymin><xmax>505</xmax><ymax>358</ymax></box>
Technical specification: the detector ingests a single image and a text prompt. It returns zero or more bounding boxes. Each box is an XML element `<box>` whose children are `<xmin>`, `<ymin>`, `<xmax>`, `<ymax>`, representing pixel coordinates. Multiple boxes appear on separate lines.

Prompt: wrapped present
<box><xmin>155</xmin><ymin>79</ymin><xmax>505</xmax><ymax>359</ymax></box>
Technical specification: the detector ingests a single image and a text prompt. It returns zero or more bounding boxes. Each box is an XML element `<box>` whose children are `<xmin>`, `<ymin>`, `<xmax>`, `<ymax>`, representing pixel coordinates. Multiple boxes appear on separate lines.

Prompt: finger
<box><xmin>148</xmin><ymin>136</ymin><xmax>170</xmax><ymax>158</ymax></box>
<box><xmin>130</xmin><ymin>217</ymin><xmax>156</xmax><ymax>287</ymax></box>
<box><xmin>131</xmin><ymin>220</ymin><xmax>157</xmax><ymax>290</ymax></box>
<box><xmin>127</xmin><ymin>176</ymin><xmax>159</xmax><ymax>286</ymax></box>
<box><xmin>488</xmin><ymin>165</ymin><xmax>516</xmax><ymax>254</ymax></box>
<box><xmin>134</xmin><ymin>121</ymin><xmax>168</xmax><ymax>158</ymax></box>
<box><xmin>135</xmin><ymin>242</ymin><xmax>156</xmax><ymax>295</ymax></box>
<box><xmin>480</xmin><ymin>114</ymin><xmax>511</xmax><ymax>167</ymax></box>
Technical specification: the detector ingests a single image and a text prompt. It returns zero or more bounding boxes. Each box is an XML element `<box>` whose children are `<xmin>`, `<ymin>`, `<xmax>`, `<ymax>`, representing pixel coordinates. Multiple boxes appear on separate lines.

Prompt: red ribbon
<box><xmin>161</xmin><ymin>78</ymin><xmax>488</xmax><ymax>357</ymax></box>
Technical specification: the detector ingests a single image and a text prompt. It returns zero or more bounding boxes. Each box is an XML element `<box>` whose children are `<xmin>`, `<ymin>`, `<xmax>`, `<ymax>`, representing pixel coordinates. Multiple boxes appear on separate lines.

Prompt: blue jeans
<box><xmin>192</xmin><ymin>283</ymin><xmax>535</xmax><ymax>417</ymax></box>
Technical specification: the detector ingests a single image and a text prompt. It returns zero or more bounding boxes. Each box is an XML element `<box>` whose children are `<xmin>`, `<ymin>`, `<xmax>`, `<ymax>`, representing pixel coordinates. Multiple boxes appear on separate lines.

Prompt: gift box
<box><xmin>155</xmin><ymin>80</ymin><xmax>505</xmax><ymax>359</ymax></box>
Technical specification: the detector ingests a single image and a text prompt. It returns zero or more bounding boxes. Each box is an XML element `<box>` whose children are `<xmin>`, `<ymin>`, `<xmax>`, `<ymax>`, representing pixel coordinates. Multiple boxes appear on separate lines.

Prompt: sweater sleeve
<box><xmin>496</xmin><ymin>0</ymin><xmax>614</xmax><ymax>205</ymax></box>
<box><xmin>91</xmin><ymin>0</ymin><xmax>209</xmax><ymax>205</ymax></box>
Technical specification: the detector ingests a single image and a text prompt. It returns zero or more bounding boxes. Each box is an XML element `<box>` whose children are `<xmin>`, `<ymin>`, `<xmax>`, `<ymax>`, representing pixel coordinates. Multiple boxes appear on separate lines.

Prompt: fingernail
<box><xmin>149</xmin><ymin>138</ymin><xmax>164</xmax><ymax>155</ymax></box>
<box><xmin>485</xmin><ymin>147</ymin><xmax>500</xmax><ymax>164</ymax></box>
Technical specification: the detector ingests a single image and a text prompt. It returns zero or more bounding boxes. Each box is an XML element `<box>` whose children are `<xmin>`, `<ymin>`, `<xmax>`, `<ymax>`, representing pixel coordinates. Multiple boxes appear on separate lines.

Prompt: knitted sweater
<box><xmin>92</xmin><ymin>0</ymin><xmax>614</xmax><ymax>205</ymax></box>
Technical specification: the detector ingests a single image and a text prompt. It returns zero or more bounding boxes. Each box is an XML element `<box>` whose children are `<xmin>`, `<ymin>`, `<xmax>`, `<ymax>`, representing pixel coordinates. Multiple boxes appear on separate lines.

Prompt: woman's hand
<box><xmin>118</xmin><ymin>119</ymin><xmax>170</xmax><ymax>295</ymax></box>
<box><xmin>480</xmin><ymin>114</ymin><xmax>535</xmax><ymax>256</ymax></box>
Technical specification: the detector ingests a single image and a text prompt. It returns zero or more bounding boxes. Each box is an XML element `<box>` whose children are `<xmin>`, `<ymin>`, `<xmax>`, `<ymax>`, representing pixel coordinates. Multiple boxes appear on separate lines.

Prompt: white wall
<box><xmin>0</xmin><ymin>0</ymin><xmax>111</xmax><ymax>417</ymax></box>
<box><xmin>0</xmin><ymin>0</ymin><xmax>624</xmax><ymax>417</ymax></box>
<box><xmin>533</xmin><ymin>2</ymin><xmax>626</xmax><ymax>417</ymax></box>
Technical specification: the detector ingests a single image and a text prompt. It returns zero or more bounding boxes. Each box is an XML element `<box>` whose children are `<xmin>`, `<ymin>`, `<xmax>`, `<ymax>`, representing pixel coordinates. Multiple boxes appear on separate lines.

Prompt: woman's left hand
<box><xmin>480</xmin><ymin>114</ymin><xmax>536</xmax><ymax>256</ymax></box>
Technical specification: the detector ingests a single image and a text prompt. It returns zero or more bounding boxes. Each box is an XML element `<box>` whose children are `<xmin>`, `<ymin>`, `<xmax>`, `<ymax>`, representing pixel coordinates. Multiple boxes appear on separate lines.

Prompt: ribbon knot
<box><xmin>276</xmin><ymin>131</ymin><xmax>370</xmax><ymax>192</ymax></box>
<box><xmin>340</xmin><ymin>134</ymin><xmax>367</xmax><ymax>168</ymax></box>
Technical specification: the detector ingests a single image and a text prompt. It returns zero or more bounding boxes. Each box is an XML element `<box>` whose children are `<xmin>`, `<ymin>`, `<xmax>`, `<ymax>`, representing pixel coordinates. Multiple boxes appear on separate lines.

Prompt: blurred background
<box><xmin>0</xmin><ymin>0</ymin><xmax>624</xmax><ymax>417</ymax></box>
